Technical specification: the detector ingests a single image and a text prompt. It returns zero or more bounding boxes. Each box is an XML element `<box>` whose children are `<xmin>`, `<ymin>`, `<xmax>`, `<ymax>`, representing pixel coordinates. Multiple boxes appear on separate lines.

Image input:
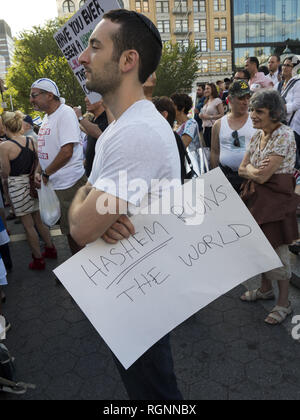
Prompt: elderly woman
<box><xmin>0</xmin><ymin>111</ymin><xmax>57</xmax><ymax>270</ymax></box>
<box><xmin>239</xmin><ymin>90</ymin><xmax>299</xmax><ymax>325</ymax></box>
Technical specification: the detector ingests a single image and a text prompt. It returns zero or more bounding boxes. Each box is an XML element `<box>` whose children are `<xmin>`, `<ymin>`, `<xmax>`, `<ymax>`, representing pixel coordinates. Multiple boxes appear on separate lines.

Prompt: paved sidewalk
<box><xmin>0</xmin><ymin>224</ymin><xmax>300</xmax><ymax>400</ymax></box>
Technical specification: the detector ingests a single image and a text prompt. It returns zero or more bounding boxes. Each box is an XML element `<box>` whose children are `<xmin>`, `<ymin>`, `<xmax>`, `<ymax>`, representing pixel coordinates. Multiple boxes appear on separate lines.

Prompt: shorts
<box><xmin>264</xmin><ymin>244</ymin><xmax>291</xmax><ymax>282</ymax></box>
<box><xmin>55</xmin><ymin>175</ymin><xmax>87</xmax><ymax>235</ymax></box>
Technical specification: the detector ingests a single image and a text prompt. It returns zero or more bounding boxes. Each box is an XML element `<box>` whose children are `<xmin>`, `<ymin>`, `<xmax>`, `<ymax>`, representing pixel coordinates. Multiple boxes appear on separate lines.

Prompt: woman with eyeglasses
<box><xmin>276</xmin><ymin>56</ymin><xmax>300</xmax><ymax>168</ymax></box>
<box><xmin>0</xmin><ymin>111</ymin><xmax>57</xmax><ymax>270</ymax></box>
<box><xmin>239</xmin><ymin>90</ymin><xmax>300</xmax><ymax>325</ymax></box>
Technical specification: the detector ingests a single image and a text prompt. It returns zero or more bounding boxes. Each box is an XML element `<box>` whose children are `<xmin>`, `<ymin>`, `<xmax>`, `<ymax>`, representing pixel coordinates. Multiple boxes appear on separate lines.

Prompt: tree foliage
<box><xmin>154</xmin><ymin>42</ymin><xmax>200</xmax><ymax>97</ymax></box>
<box><xmin>4</xmin><ymin>18</ymin><xmax>85</xmax><ymax>114</ymax></box>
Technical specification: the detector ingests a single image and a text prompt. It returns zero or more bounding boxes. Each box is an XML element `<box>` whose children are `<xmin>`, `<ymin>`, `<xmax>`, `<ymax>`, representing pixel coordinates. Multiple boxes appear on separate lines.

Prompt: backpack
<box><xmin>0</xmin><ymin>343</ymin><xmax>36</xmax><ymax>395</ymax></box>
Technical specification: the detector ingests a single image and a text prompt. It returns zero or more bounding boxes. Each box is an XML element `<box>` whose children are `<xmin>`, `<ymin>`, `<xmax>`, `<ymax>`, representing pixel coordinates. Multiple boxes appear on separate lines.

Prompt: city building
<box><xmin>231</xmin><ymin>0</ymin><xmax>300</xmax><ymax>68</ymax></box>
<box><xmin>128</xmin><ymin>0</ymin><xmax>232</xmax><ymax>82</ymax></box>
<box><xmin>0</xmin><ymin>20</ymin><xmax>14</xmax><ymax>79</ymax></box>
<box><xmin>56</xmin><ymin>0</ymin><xmax>232</xmax><ymax>82</ymax></box>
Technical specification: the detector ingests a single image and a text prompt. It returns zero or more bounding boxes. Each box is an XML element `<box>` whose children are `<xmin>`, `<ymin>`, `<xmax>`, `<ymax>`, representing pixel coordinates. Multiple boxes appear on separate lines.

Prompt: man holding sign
<box><xmin>68</xmin><ymin>9</ymin><xmax>182</xmax><ymax>400</ymax></box>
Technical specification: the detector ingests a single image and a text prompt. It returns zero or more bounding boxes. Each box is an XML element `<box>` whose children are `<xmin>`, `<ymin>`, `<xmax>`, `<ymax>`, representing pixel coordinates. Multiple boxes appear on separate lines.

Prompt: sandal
<box><xmin>240</xmin><ymin>288</ymin><xmax>275</xmax><ymax>302</ymax></box>
<box><xmin>265</xmin><ymin>303</ymin><xmax>293</xmax><ymax>325</ymax></box>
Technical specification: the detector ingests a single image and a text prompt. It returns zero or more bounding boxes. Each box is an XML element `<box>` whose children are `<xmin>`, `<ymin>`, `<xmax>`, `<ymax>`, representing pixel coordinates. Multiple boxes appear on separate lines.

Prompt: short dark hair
<box><xmin>103</xmin><ymin>9</ymin><xmax>162</xmax><ymax>84</ymax></box>
<box><xmin>153</xmin><ymin>96</ymin><xmax>176</xmax><ymax>127</ymax></box>
<box><xmin>170</xmin><ymin>93</ymin><xmax>193</xmax><ymax>115</ymax></box>
<box><xmin>234</xmin><ymin>68</ymin><xmax>250</xmax><ymax>81</ymax></box>
<box><xmin>270</xmin><ymin>54</ymin><xmax>281</xmax><ymax>62</ymax></box>
<box><xmin>248</xmin><ymin>57</ymin><xmax>260</xmax><ymax>69</ymax></box>
<box><xmin>259</xmin><ymin>65</ymin><xmax>269</xmax><ymax>75</ymax></box>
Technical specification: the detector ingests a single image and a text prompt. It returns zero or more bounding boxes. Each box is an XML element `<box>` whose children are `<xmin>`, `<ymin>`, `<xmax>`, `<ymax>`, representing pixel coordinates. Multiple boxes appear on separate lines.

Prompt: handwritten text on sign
<box><xmin>54</xmin><ymin>169</ymin><xmax>282</xmax><ymax>369</ymax></box>
<box><xmin>54</xmin><ymin>0</ymin><xmax>121</xmax><ymax>103</ymax></box>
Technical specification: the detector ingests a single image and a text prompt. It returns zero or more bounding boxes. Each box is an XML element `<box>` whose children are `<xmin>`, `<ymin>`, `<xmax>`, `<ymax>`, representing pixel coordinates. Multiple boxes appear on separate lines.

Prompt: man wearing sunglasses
<box><xmin>211</xmin><ymin>80</ymin><xmax>256</xmax><ymax>192</ymax></box>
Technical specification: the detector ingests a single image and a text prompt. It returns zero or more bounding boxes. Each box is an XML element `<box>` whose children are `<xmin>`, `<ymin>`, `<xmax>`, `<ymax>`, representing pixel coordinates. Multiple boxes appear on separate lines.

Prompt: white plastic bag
<box><xmin>38</xmin><ymin>182</ymin><xmax>61</xmax><ymax>227</ymax></box>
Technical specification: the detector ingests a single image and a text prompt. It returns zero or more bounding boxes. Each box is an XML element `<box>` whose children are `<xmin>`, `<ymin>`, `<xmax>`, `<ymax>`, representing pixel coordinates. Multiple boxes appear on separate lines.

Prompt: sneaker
<box><xmin>42</xmin><ymin>246</ymin><xmax>57</xmax><ymax>260</ymax></box>
<box><xmin>29</xmin><ymin>256</ymin><xmax>46</xmax><ymax>271</ymax></box>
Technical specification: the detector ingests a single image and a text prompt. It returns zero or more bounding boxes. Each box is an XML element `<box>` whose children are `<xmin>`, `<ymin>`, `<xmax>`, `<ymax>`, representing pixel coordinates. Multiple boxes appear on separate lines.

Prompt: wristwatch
<box><xmin>78</xmin><ymin>116</ymin><xmax>84</xmax><ymax>122</ymax></box>
<box><xmin>42</xmin><ymin>170</ymin><xmax>50</xmax><ymax>179</ymax></box>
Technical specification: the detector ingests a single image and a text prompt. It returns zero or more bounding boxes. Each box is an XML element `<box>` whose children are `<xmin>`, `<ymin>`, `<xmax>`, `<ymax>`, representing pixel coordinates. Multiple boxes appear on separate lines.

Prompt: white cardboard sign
<box><xmin>54</xmin><ymin>0</ymin><xmax>121</xmax><ymax>103</ymax></box>
<box><xmin>54</xmin><ymin>169</ymin><xmax>282</xmax><ymax>369</ymax></box>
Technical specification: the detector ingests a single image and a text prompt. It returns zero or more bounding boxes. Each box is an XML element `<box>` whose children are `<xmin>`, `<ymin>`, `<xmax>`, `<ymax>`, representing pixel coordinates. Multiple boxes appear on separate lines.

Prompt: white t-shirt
<box><xmin>89</xmin><ymin>100</ymin><xmax>181</xmax><ymax>213</ymax></box>
<box><xmin>38</xmin><ymin>104</ymin><xmax>85</xmax><ymax>190</ymax></box>
<box><xmin>219</xmin><ymin>115</ymin><xmax>256</xmax><ymax>171</ymax></box>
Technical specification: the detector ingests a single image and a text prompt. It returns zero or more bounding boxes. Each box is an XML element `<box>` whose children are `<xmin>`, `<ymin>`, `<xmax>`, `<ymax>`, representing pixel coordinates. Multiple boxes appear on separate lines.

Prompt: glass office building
<box><xmin>232</xmin><ymin>0</ymin><xmax>300</xmax><ymax>67</ymax></box>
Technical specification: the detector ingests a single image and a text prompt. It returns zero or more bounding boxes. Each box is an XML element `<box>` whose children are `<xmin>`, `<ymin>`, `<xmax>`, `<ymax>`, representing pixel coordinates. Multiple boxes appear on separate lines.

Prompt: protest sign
<box><xmin>54</xmin><ymin>168</ymin><xmax>282</xmax><ymax>369</ymax></box>
<box><xmin>54</xmin><ymin>0</ymin><xmax>121</xmax><ymax>103</ymax></box>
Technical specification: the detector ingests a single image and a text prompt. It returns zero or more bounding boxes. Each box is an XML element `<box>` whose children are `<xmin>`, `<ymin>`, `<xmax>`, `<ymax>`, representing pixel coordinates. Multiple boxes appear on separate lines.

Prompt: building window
<box><xmin>220</xmin><ymin>0</ymin><xmax>226</xmax><ymax>11</ymax></box>
<box><xmin>175</xmin><ymin>19</ymin><xmax>189</xmax><ymax>33</ymax></box>
<box><xmin>194</xmin><ymin>19</ymin><xmax>206</xmax><ymax>32</ymax></box>
<box><xmin>157</xmin><ymin>20</ymin><xmax>170</xmax><ymax>33</ymax></box>
<box><xmin>156</xmin><ymin>1</ymin><xmax>169</xmax><ymax>13</ymax></box>
<box><xmin>222</xmin><ymin>58</ymin><xmax>228</xmax><ymax>72</ymax></box>
<box><xmin>79</xmin><ymin>0</ymin><xmax>86</xmax><ymax>7</ymax></box>
<box><xmin>193</xmin><ymin>0</ymin><xmax>206</xmax><ymax>13</ymax></box>
<box><xmin>215</xmin><ymin>59</ymin><xmax>221</xmax><ymax>72</ymax></box>
<box><xmin>214</xmin><ymin>18</ymin><xmax>219</xmax><ymax>31</ymax></box>
<box><xmin>199</xmin><ymin>59</ymin><xmax>208</xmax><ymax>73</ymax></box>
<box><xmin>135</xmin><ymin>1</ymin><xmax>142</xmax><ymax>12</ymax></box>
<box><xmin>174</xmin><ymin>0</ymin><xmax>188</xmax><ymax>13</ymax></box>
<box><xmin>63</xmin><ymin>0</ymin><xmax>75</xmax><ymax>13</ymax></box>
<box><xmin>213</xmin><ymin>0</ymin><xmax>219</xmax><ymax>11</ymax></box>
<box><xmin>178</xmin><ymin>39</ymin><xmax>189</xmax><ymax>50</ymax></box>
<box><xmin>143</xmin><ymin>1</ymin><xmax>149</xmax><ymax>12</ymax></box>
<box><xmin>221</xmin><ymin>37</ymin><xmax>227</xmax><ymax>51</ymax></box>
<box><xmin>220</xmin><ymin>18</ymin><xmax>226</xmax><ymax>31</ymax></box>
<box><xmin>195</xmin><ymin>39</ymin><xmax>207</xmax><ymax>52</ymax></box>
<box><xmin>215</xmin><ymin>38</ymin><xmax>220</xmax><ymax>51</ymax></box>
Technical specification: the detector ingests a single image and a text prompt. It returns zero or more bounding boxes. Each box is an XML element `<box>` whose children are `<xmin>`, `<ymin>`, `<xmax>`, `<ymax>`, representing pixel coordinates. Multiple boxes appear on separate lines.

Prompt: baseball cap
<box><xmin>23</xmin><ymin>115</ymin><xmax>34</xmax><ymax>126</ymax></box>
<box><xmin>229</xmin><ymin>80</ymin><xmax>251</xmax><ymax>97</ymax></box>
<box><xmin>31</xmin><ymin>78</ymin><xmax>65</xmax><ymax>104</ymax></box>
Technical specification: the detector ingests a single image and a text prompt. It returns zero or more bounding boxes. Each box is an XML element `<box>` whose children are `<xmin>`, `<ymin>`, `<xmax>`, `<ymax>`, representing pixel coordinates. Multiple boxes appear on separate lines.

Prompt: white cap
<box><xmin>31</xmin><ymin>78</ymin><xmax>65</xmax><ymax>104</ymax></box>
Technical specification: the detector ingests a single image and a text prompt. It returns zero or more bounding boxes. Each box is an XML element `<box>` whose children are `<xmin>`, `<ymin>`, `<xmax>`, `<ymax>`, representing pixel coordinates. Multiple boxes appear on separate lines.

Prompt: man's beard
<box><xmin>86</xmin><ymin>62</ymin><xmax>121</xmax><ymax>96</ymax></box>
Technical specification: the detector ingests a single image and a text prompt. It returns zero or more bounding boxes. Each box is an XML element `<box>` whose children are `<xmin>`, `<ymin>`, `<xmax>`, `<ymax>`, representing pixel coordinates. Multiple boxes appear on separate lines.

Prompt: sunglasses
<box><xmin>30</xmin><ymin>92</ymin><xmax>47</xmax><ymax>99</ymax></box>
<box><xmin>232</xmin><ymin>130</ymin><xmax>240</xmax><ymax>147</ymax></box>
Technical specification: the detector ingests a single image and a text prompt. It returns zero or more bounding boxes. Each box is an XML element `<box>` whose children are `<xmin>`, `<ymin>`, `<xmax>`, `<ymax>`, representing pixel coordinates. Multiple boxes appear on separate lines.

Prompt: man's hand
<box><xmin>102</xmin><ymin>215</ymin><xmax>135</xmax><ymax>244</ymax></box>
<box><xmin>73</xmin><ymin>106</ymin><xmax>83</xmax><ymax>119</ymax></box>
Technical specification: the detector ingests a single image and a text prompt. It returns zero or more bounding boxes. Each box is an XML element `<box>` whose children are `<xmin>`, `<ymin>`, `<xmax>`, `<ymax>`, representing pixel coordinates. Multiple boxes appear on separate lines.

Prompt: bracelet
<box><xmin>42</xmin><ymin>170</ymin><xmax>50</xmax><ymax>179</ymax></box>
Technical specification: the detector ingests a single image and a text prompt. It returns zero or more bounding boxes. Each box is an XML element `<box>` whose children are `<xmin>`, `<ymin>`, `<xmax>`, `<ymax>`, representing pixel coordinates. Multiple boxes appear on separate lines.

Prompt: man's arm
<box><xmin>69</xmin><ymin>186</ymin><xmax>128</xmax><ymax>247</ymax></box>
<box><xmin>44</xmin><ymin>143</ymin><xmax>74</xmax><ymax>177</ymax></box>
<box><xmin>210</xmin><ymin>120</ymin><xmax>221</xmax><ymax>169</ymax></box>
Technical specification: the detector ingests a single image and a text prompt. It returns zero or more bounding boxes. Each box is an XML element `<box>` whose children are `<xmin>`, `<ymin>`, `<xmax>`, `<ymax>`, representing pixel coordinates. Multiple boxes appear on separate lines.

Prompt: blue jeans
<box><xmin>113</xmin><ymin>334</ymin><xmax>183</xmax><ymax>400</ymax></box>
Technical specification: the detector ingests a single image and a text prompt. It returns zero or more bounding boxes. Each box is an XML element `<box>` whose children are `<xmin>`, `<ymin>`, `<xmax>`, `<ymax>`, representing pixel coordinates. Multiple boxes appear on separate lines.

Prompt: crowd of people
<box><xmin>0</xmin><ymin>8</ymin><xmax>300</xmax><ymax>400</ymax></box>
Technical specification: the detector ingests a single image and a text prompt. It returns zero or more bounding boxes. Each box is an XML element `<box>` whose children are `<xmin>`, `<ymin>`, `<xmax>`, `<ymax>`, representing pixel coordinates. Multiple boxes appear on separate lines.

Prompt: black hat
<box><xmin>229</xmin><ymin>80</ymin><xmax>251</xmax><ymax>98</ymax></box>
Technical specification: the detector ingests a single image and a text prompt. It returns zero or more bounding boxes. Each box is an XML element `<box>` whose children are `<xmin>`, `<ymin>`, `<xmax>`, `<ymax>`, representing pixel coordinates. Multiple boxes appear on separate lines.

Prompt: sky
<box><xmin>1</xmin><ymin>0</ymin><xmax>58</xmax><ymax>37</ymax></box>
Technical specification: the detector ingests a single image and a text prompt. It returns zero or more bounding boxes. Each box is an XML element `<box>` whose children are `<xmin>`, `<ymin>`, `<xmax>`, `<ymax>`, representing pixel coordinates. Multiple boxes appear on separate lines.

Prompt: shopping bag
<box><xmin>37</xmin><ymin>182</ymin><xmax>61</xmax><ymax>227</ymax></box>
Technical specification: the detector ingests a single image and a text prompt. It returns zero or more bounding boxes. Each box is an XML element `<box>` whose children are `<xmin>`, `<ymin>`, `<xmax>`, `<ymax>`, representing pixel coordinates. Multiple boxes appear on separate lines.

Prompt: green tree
<box><xmin>4</xmin><ymin>17</ymin><xmax>85</xmax><ymax>114</ymax></box>
<box><xmin>154</xmin><ymin>42</ymin><xmax>200</xmax><ymax>97</ymax></box>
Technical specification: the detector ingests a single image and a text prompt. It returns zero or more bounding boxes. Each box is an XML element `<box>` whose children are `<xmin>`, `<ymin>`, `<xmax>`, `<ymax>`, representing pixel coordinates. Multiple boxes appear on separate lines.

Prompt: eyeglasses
<box><xmin>30</xmin><ymin>92</ymin><xmax>46</xmax><ymax>99</ymax></box>
<box><xmin>232</xmin><ymin>130</ymin><xmax>240</xmax><ymax>147</ymax></box>
<box><xmin>282</xmin><ymin>64</ymin><xmax>293</xmax><ymax>68</ymax></box>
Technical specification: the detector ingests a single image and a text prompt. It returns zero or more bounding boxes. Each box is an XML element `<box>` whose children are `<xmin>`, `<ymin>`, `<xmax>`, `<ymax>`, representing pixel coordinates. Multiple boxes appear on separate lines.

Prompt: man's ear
<box><xmin>119</xmin><ymin>50</ymin><xmax>139</xmax><ymax>73</ymax></box>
